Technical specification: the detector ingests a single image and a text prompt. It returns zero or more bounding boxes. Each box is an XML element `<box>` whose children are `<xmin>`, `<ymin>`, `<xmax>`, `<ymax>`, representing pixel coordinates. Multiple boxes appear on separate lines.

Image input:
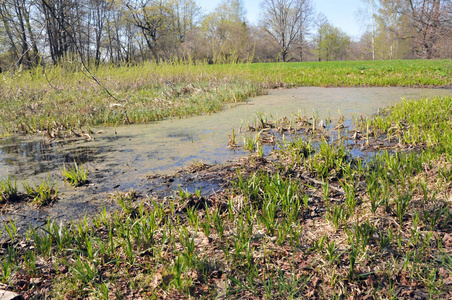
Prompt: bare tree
<box><xmin>169</xmin><ymin>0</ymin><xmax>201</xmax><ymax>43</ymax></box>
<box><xmin>87</xmin><ymin>0</ymin><xmax>113</xmax><ymax>66</ymax></box>
<box><xmin>122</xmin><ymin>0</ymin><xmax>174</xmax><ymax>59</ymax></box>
<box><xmin>358</xmin><ymin>0</ymin><xmax>379</xmax><ymax>59</ymax></box>
<box><xmin>379</xmin><ymin>0</ymin><xmax>452</xmax><ymax>59</ymax></box>
<box><xmin>0</xmin><ymin>2</ymin><xmax>20</xmax><ymax>62</ymax></box>
<box><xmin>104</xmin><ymin>3</ymin><xmax>128</xmax><ymax>63</ymax></box>
<box><xmin>40</xmin><ymin>0</ymin><xmax>80</xmax><ymax>64</ymax></box>
<box><xmin>259</xmin><ymin>0</ymin><xmax>314</xmax><ymax>61</ymax></box>
<box><xmin>0</xmin><ymin>0</ymin><xmax>40</xmax><ymax>67</ymax></box>
<box><xmin>404</xmin><ymin>0</ymin><xmax>451</xmax><ymax>58</ymax></box>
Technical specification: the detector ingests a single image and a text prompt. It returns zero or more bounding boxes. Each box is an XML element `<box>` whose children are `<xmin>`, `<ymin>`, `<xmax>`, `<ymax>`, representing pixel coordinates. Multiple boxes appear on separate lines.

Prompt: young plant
<box><xmin>113</xmin><ymin>189</ymin><xmax>138</xmax><ymax>215</ymax></box>
<box><xmin>23</xmin><ymin>177</ymin><xmax>58</xmax><ymax>206</ymax></box>
<box><xmin>327</xmin><ymin>204</ymin><xmax>350</xmax><ymax>229</ymax></box>
<box><xmin>200</xmin><ymin>204</ymin><xmax>211</xmax><ymax>238</ymax></box>
<box><xmin>342</xmin><ymin>181</ymin><xmax>357</xmax><ymax>214</ymax></box>
<box><xmin>4</xmin><ymin>221</ymin><xmax>17</xmax><ymax>242</ymax></box>
<box><xmin>395</xmin><ymin>191</ymin><xmax>412</xmax><ymax>227</ymax></box>
<box><xmin>179</xmin><ymin>227</ymin><xmax>196</xmax><ymax>267</ymax></box>
<box><xmin>322</xmin><ymin>179</ymin><xmax>330</xmax><ymax>208</ymax></box>
<box><xmin>1</xmin><ymin>258</ymin><xmax>15</xmax><ymax>285</ymax></box>
<box><xmin>71</xmin><ymin>257</ymin><xmax>98</xmax><ymax>285</ymax></box>
<box><xmin>228</xmin><ymin>128</ymin><xmax>238</xmax><ymax>148</ymax></box>
<box><xmin>178</xmin><ymin>186</ymin><xmax>192</xmax><ymax>200</ymax></box>
<box><xmin>348</xmin><ymin>242</ymin><xmax>360</xmax><ymax>278</ymax></box>
<box><xmin>213</xmin><ymin>208</ymin><xmax>225</xmax><ymax>239</ymax></box>
<box><xmin>24</xmin><ymin>251</ymin><xmax>38</xmax><ymax>276</ymax></box>
<box><xmin>186</xmin><ymin>207</ymin><xmax>199</xmax><ymax>230</ymax></box>
<box><xmin>0</xmin><ymin>175</ymin><xmax>19</xmax><ymax>203</ymax></box>
<box><xmin>378</xmin><ymin>228</ymin><xmax>393</xmax><ymax>250</ymax></box>
<box><xmin>354</xmin><ymin>220</ymin><xmax>376</xmax><ymax>251</ymax></box>
<box><xmin>61</xmin><ymin>162</ymin><xmax>88</xmax><ymax>187</ymax></box>
<box><xmin>325</xmin><ymin>240</ymin><xmax>342</xmax><ymax>263</ymax></box>
<box><xmin>260</xmin><ymin>198</ymin><xmax>278</xmax><ymax>236</ymax></box>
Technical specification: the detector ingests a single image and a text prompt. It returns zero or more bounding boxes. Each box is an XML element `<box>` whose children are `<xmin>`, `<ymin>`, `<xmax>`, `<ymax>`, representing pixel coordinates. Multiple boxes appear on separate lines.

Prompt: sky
<box><xmin>197</xmin><ymin>0</ymin><xmax>367</xmax><ymax>40</ymax></box>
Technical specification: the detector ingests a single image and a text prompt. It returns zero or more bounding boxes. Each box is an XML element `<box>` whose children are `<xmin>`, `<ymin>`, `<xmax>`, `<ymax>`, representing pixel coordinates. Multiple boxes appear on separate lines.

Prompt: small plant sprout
<box><xmin>0</xmin><ymin>175</ymin><xmax>19</xmax><ymax>203</ymax></box>
<box><xmin>23</xmin><ymin>177</ymin><xmax>58</xmax><ymax>206</ymax></box>
<box><xmin>61</xmin><ymin>162</ymin><xmax>88</xmax><ymax>187</ymax></box>
<box><xmin>228</xmin><ymin>128</ymin><xmax>238</xmax><ymax>148</ymax></box>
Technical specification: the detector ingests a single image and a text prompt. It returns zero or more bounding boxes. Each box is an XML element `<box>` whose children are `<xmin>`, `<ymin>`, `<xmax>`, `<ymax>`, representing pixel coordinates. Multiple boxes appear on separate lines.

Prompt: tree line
<box><xmin>0</xmin><ymin>0</ymin><xmax>450</xmax><ymax>70</ymax></box>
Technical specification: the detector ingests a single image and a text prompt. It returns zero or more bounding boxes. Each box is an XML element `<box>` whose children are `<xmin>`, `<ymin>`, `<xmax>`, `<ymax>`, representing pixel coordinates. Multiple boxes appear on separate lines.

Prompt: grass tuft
<box><xmin>61</xmin><ymin>162</ymin><xmax>88</xmax><ymax>187</ymax></box>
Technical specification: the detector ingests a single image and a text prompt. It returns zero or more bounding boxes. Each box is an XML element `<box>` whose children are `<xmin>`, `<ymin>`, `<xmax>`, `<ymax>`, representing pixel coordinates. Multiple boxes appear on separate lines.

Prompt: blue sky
<box><xmin>197</xmin><ymin>0</ymin><xmax>367</xmax><ymax>39</ymax></box>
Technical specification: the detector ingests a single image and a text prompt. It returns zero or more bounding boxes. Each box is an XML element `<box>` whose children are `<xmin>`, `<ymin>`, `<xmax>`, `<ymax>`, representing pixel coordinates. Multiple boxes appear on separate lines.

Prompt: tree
<box><xmin>358</xmin><ymin>0</ymin><xmax>379</xmax><ymax>59</ymax></box>
<box><xmin>121</xmin><ymin>0</ymin><xmax>202</xmax><ymax>60</ymax></box>
<box><xmin>87</xmin><ymin>0</ymin><xmax>113</xmax><ymax>66</ymax></box>
<box><xmin>259</xmin><ymin>0</ymin><xmax>314</xmax><ymax>62</ymax></box>
<box><xmin>315</xmin><ymin>22</ymin><xmax>351</xmax><ymax>61</ymax></box>
<box><xmin>196</xmin><ymin>0</ymin><xmax>253</xmax><ymax>62</ymax></box>
<box><xmin>378</xmin><ymin>0</ymin><xmax>452</xmax><ymax>59</ymax></box>
<box><xmin>0</xmin><ymin>0</ymin><xmax>40</xmax><ymax>68</ymax></box>
<box><xmin>215</xmin><ymin>0</ymin><xmax>246</xmax><ymax>23</ymax></box>
<box><xmin>168</xmin><ymin>0</ymin><xmax>201</xmax><ymax>43</ymax></box>
<box><xmin>404</xmin><ymin>0</ymin><xmax>451</xmax><ymax>58</ymax></box>
<box><xmin>122</xmin><ymin>0</ymin><xmax>173</xmax><ymax>59</ymax></box>
<box><xmin>39</xmin><ymin>0</ymin><xmax>90</xmax><ymax>64</ymax></box>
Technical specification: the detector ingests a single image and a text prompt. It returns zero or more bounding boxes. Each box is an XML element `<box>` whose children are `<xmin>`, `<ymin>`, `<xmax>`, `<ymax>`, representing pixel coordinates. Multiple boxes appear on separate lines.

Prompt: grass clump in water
<box><xmin>61</xmin><ymin>162</ymin><xmax>88</xmax><ymax>187</ymax></box>
<box><xmin>23</xmin><ymin>177</ymin><xmax>58</xmax><ymax>207</ymax></box>
<box><xmin>0</xmin><ymin>175</ymin><xmax>19</xmax><ymax>203</ymax></box>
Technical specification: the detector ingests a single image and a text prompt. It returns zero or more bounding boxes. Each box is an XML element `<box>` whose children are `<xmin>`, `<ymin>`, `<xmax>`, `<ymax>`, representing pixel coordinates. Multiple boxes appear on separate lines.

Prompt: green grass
<box><xmin>2</xmin><ymin>94</ymin><xmax>452</xmax><ymax>298</ymax></box>
<box><xmin>0</xmin><ymin>59</ymin><xmax>451</xmax><ymax>137</ymax></box>
<box><xmin>61</xmin><ymin>162</ymin><xmax>88</xmax><ymax>187</ymax></box>
<box><xmin>0</xmin><ymin>175</ymin><xmax>18</xmax><ymax>203</ymax></box>
<box><xmin>367</xmin><ymin>96</ymin><xmax>452</xmax><ymax>153</ymax></box>
<box><xmin>23</xmin><ymin>177</ymin><xmax>58</xmax><ymax>206</ymax></box>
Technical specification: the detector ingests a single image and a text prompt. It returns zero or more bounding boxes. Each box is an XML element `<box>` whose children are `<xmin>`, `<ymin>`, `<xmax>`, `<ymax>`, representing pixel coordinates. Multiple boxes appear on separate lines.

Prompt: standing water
<box><xmin>1</xmin><ymin>87</ymin><xmax>451</xmax><ymax>226</ymax></box>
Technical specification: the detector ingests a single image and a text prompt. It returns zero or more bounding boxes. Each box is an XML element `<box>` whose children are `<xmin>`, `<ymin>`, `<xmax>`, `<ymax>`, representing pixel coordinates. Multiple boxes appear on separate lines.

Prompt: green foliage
<box><xmin>61</xmin><ymin>162</ymin><xmax>88</xmax><ymax>187</ymax></box>
<box><xmin>23</xmin><ymin>178</ymin><xmax>58</xmax><ymax>206</ymax></box>
<box><xmin>233</xmin><ymin>171</ymin><xmax>302</xmax><ymax>235</ymax></box>
<box><xmin>327</xmin><ymin>204</ymin><xmax>350</xmax><ymax>229</ymax></box>
<box><xmin>242</xmin><ymin>133</ymin><xmax>260</xmax><ymax>152</ymax></box>
<box><xmin>315</xmin><ymin>22</ymin><xmax>351</xmax><ymax>61</ymax></box>
<box><xmin>370</xmin><ymin>96</ymin><xmax>452</xmax><ymax>153</ymax></box>
<box><xmin>309</xmin><ymin>142</ymin><xmax>349</xmax><ymax>179</ymax></box>
<box><xmin>0</xmin><ymin>175</ymin><xmax>18</xmax><ymax>203</ymax></box>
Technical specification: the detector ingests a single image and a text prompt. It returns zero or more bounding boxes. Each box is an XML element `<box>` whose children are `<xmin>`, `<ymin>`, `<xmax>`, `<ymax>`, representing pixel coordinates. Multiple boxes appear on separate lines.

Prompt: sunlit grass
<box><xmin>23</xmin><ymin>177</ymin><xmax>58</xmax><ymax>206</ymax></box>
<box><xmin>0</xmin><ymin>59</ymin><xmax>450</xmax><ymax>136</ymax></box>
<box><xmin>61</xmin><ymin>162</ymin><xmax>88</xmax><ymax>187</ymax></box>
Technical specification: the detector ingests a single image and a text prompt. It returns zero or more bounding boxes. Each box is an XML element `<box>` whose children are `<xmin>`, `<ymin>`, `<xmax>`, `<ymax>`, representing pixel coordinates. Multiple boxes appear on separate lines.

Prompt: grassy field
<box><xmin>0</xmin><ymin>59</ymin><xmax>451</xmax><ymax>137</ymax></box>
<box><xmin>1</xmin><ymin>60</ymin><xmax>452</xmax><ymax>298</ymax></box>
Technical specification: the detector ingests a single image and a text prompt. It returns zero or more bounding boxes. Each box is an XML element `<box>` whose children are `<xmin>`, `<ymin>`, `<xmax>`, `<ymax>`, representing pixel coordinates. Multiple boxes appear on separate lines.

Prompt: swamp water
<box><xmin>1</xmin><ymin>87</ymin><xmax>451</xmax><ymax>228</ymax></box>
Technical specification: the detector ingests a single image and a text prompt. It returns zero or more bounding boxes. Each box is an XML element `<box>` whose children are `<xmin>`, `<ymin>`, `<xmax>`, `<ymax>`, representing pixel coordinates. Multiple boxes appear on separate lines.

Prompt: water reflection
<box><xmin>0</xmin><ymin>137</ymin><xmax>106</xmax><ymax>175</ymax></box>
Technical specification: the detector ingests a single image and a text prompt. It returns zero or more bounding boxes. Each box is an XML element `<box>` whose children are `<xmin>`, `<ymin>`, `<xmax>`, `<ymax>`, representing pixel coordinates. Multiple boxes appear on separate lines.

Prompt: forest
<box><xmin>0</xmin><ymin>0</ymin><xmax>451</xmax><ymax>70</ymax></box>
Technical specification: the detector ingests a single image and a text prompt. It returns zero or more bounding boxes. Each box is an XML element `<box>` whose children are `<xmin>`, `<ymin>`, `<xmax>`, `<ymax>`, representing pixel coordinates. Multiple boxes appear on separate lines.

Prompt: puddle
<box><xmin>1</xmin><ymin>87</ymin><xmax>451</xmax><ymax>228</ymax></box>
